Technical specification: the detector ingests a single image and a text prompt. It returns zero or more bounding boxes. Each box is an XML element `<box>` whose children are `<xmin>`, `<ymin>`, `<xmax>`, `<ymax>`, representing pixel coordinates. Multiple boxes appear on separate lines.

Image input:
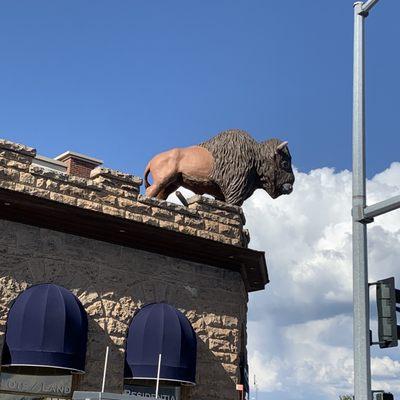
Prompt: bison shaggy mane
<box><xmin>199</xmin><ymin>129</ymin><xmax>279</xmax><ymax>206</ymax></box>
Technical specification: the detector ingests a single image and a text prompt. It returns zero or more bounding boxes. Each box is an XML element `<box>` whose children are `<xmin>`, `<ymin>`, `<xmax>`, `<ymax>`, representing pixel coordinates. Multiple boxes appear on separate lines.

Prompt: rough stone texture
<box><xmin>91</xmin><ymin>167</ymin><xmax>143</xmax><ymax>187</ymax></box>
<box><xmin>0</xmin><ymin>219</ymin><xmax>248</xmax><ymax>400</ymax></box>
<box><xmin>0</xmin><ymin>139</ymin><xmax>255</xmax><ymax>399</ymax></box>
<box><xmin>0</xmin><ymin>139</ymin><xmax>250</xmax><ymax>247</ymax></box>
<box><xmin>0</xmin><ymin>139</ymin><xmax>36</xmax><ymax>158</ymax></box>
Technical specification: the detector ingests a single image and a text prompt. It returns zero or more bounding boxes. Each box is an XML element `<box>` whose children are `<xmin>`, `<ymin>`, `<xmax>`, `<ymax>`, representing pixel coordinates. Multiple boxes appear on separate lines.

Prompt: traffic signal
<box><xmin>375</xmin><ymin>392</ymin><xmax>394</xmax><ymax>400</ymax></box>
<box><xmin>376</xmin><ymin>277</ymin><xmax>400</xmax><ymax>348</ymax></box>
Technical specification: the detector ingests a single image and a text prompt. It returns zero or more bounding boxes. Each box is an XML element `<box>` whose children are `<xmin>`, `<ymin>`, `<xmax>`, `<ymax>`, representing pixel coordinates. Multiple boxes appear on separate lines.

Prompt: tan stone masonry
<box><xmin>0</xmin><ymin>138</ymin><xmax>264</xmax><ymax>400</ymax></box>
<box><xmin>0</xmin><ymin>219</ymin><xmax>247</xmax><ymax>400</ymax></box>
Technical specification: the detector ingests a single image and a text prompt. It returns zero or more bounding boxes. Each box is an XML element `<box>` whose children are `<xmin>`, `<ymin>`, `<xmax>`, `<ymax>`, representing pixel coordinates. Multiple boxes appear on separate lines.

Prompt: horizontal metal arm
<box><xmin>364</xmin><ymin>195</ymin><xmax>400</xmax><ymax>219</ymax></box>
<box><xmin>361</xmin><ymin>0</ymin><xmax>380</xmax><ymax>13</ymax></box>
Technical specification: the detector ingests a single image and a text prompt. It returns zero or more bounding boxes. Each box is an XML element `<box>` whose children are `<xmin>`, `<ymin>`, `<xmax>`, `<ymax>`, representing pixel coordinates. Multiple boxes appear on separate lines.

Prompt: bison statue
<box><xmin>144</xmin><ymin>129</ymin><xmax>294</xmax><ymax>206</ymax></box>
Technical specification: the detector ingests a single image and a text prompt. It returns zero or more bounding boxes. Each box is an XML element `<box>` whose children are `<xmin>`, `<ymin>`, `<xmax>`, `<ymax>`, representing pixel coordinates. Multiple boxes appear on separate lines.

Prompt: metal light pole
<box><xmin>352</xmin><ymin>1</ymin><xmax>380</xmax><ymax>400</ymax></box>
<box><xmin>352</xmin><ymin>3</ymin><xmax>370</xmax><ymax>400</ymax></box>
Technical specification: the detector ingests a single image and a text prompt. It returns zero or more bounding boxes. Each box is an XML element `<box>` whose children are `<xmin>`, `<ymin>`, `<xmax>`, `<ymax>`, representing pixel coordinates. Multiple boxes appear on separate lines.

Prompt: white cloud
<box><xmin>243</xmin><ymin>163</ymin><xmax>400</xmax><ymax>400</ymax></box>
<box><xmin>372</xmin><ymin>356</ymin><xmax>400</xmax><ymax>378</ymax></box>
<box><xmin>166</xmin><ymin>164</ymin><xmax>400</xmax><ymax>399</ymax></box>
<box><xmin>250</xmin><ymin>351</ymin><xmax>283</xmax><ymax>392</ymax></box>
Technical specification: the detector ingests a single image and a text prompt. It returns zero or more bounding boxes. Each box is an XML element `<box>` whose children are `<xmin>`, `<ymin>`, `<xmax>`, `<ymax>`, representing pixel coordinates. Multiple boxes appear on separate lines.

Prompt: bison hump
<box><xmin>197</xmin><ymin>129</ymin><xmax>259</xmax><ymax>205</ymax></box>
<box><xmin>199</xmin><ymin>129</ymin><xmax>256</xmax><ymax>152</ymax></box>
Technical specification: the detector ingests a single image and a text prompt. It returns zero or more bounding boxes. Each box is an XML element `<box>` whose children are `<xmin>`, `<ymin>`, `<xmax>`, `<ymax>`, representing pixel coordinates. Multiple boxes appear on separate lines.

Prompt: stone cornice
<box><xmin>0</xmin><ymin>138</ymin><xmax>268</xmax><ymax>292</ymax></box>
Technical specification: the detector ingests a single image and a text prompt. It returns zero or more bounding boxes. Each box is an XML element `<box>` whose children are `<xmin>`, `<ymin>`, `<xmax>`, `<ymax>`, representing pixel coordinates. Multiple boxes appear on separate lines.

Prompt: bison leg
<box><xmin>145</xmin><ymin>149</ymin><xmax>182</xmax><ymax>200</ymax></box>
<box><xmin>145</xmin><ymin>184</ymin><xmax>164</xmax><ymax>199</ymax></box>
<box><xmin>146</xmin><ymin>175</ymin><xmax>181</xmax><ymax>200</ymax></box>
<box><xmin>157</xmin><ymin>182</ymin><xmax>180</xmax><ymax>200</ymax></box>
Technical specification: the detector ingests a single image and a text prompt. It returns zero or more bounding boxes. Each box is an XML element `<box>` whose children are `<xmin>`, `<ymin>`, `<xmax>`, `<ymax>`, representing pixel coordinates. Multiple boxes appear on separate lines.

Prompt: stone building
<box><xmin>0</xmin><ymin>139</ymin><xmax>268</xmax><ymax>400</ymax></box>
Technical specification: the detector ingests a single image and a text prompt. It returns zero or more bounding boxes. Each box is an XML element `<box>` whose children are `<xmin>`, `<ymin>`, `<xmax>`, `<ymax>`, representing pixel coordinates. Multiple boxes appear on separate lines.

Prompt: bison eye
<box><xmin>281</xmin><ymin>160</ymin><xmax>289</xmax><ymax>169</ymax></box>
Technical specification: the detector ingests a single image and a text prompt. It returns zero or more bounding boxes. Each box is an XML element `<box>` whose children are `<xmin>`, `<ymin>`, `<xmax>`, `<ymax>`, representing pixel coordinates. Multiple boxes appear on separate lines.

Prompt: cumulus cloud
<box><xmin>168</xmin><ymin>163</ymin><xmax>400</xmax><ymax>399</ymax></box>
<box><xmin>243</xmin><ymin>163</ymin><xmax>400</xmax><ymax>400</ymax></box>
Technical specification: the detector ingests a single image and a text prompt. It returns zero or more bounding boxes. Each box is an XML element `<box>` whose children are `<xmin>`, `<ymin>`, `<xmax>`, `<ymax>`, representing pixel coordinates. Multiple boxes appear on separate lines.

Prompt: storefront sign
<box><xmin>123</xmin><ymin>384</ymin><xmax>180</xmax><ymax>400</ymax></box>
<box><xmin>0</xmin><ymin>373</ymin><xmax>72</xmax><ymax>396</ymax></box>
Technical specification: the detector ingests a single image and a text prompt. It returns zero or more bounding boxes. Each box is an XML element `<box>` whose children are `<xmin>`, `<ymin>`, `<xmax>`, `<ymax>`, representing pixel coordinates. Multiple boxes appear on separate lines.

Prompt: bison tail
<box><xmin>144</xmin><ymin>163</ymin><xmax>151</xmax><ymax>188</ymax></box>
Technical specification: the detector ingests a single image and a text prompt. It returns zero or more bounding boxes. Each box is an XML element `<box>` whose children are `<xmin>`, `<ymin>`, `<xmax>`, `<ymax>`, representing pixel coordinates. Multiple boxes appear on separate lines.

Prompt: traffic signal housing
<box><xmin>376</xmin><ymin>277</ymin><xmax>400</xmax><ymax>348</ymax></box>
<box><xmin>375</xmin><ymin>392</ymin><xmax>394</xmax><ymax>400</ymax></box>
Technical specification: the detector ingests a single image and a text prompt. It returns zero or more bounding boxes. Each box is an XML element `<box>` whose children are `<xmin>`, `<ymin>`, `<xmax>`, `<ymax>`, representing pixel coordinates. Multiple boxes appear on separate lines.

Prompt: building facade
<box><xmin>0</xmin><ymin>139</ymin><xmax>268</xmax><ymax>400</ymax></box>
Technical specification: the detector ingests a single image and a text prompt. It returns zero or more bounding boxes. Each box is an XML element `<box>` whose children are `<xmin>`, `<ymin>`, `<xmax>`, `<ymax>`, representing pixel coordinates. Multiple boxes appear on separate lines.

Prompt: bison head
<box><xmin>257</xmin><ymin>139</ymin><xmax>295</xmax><ymax>199</ymax></box>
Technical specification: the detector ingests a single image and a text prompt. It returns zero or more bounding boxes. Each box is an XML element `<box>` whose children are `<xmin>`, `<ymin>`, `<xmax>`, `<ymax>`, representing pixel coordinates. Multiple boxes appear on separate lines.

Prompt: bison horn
<box><xmin>276</xmin><ymin>141</ymin><xmax>288</xmax><ymax>152</ymax></box>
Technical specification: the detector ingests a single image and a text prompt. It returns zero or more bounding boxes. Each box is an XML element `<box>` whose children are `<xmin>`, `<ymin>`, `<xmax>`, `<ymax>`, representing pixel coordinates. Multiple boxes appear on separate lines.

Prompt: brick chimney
<box><xmin>55</xmin><ymin>151</ymin><xmax>103</xmax><ymax>178</ymax></box>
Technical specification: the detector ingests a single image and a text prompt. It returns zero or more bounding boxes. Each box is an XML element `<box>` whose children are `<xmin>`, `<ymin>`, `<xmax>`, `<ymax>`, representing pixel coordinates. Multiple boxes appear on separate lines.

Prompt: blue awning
<box><xmin>1</xmin><ymin>284</ymin><xmax>88</xmax><ymax>373</ymax></box>
<box><xmin>124</xmin><ymin>303</ymin><xmax>197</xmax><ymax>384</ymax></box>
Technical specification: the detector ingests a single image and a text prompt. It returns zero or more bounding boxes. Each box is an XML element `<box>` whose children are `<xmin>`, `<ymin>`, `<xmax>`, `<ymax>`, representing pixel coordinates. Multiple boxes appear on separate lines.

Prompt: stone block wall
<box><xmin>0</xmin><ymin>138</ymin><xmax>256</xmax><ymax>399</ymax></box>
<box><xmin>0</xmin><ymin>219</ymin><xmax>247</xmax><ymax>400</ymax></box>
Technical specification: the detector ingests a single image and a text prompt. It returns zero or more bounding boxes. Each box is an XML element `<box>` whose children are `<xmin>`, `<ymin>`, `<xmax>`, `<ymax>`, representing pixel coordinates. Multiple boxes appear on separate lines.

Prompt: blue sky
<box><xmin>1</xmin><ymin>0</ymin><xmax>399</xmax><ymax>177</ymax></box>
<box><xmin>1</xmin><ymin>1</ymin><xmax>400</xmax><ymax>399</ymax></box>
